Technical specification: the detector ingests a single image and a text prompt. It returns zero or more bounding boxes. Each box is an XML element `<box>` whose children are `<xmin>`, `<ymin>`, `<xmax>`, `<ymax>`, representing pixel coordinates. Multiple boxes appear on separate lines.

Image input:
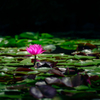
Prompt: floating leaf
<box><xmin>48</xmin><ymin>69</ymin><xmax>64</xmax><ymax>77</ymax></box>
<box><xmin>41</xmin><ymin>33</ymin><xmax>54</xmax><ymax>38</ymax></box>
<box><xmin>43</xmin><ymin>45</ymin><xmax>56</xmax><ymax>52</ymax></box>
<box><xmin>74</xmin><ymin>85</ymin><xmax>89</xmax><ymax>90</ymax></box>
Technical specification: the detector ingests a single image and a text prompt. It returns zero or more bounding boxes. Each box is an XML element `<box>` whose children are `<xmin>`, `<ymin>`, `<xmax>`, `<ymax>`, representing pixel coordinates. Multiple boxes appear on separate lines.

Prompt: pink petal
<box><xmin>26</xmin><ymin>48</ymin><xmax>33</xmax><ymax>55</ymax></box>
<box><xmin>87</xmin><ymin>79</ymin><xmax>91</xmax><ymax>85</ymax></box>
<box><xmin>39</xmin><ymin>50</ymin><xmax>46</xmax><ymax>54</ymax></box>
<box><xmin>29</xmin><ymin>45</ymin><xmax>34</xmax><ymax>48</ymax></box>
<box><xmin>34</xmin><ymin>48</ymin><xmax>37</xmax><ymax>54</ymax></box>
<box><xmin>37</xmin><ymin>48</ymin><xmax>42</xmax><ymax>54</ymax></box>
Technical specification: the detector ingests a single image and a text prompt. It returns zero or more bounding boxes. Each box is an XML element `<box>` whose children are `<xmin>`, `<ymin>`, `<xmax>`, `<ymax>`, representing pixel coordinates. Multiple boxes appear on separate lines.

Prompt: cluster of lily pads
<box><xmin>0</xmin><ymin>32</ymin><xmax>100</xmax><ymax>100</ymax></box>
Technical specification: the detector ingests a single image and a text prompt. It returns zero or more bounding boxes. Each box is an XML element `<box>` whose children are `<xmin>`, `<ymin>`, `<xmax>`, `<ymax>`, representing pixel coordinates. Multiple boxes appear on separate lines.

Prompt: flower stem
<box><xmin>34</xmin><ymin>55</ymin><xmax>36</xmax><ymax>66</ymax></box>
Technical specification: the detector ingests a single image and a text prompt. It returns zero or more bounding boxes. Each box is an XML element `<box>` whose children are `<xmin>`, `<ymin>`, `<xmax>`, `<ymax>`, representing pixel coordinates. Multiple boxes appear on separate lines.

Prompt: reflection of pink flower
<box><xmin>87</xmin><ymin>78</ymin><xmax>91</xmax><ymax>85</ymax></box>
<box><xmin>26</xmin><ymin>44</ymin><xmax>46</xmax><ymax>55</ymax></box>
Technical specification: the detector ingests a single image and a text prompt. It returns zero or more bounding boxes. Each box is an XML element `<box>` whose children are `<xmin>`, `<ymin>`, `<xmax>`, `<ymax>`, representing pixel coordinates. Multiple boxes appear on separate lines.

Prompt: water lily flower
<box><xmin>26</xmin><ymin>44</ymin><xmax>45</xmax><ymax>55</ymax></box>
<box><xmin>26</xmin><ymin>44</ymin><xmax>46</xmax><ymax>66</ymax></box>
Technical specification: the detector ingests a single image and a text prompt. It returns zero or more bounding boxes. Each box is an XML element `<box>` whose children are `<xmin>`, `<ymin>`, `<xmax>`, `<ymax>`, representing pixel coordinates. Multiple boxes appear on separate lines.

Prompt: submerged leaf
<box><xmin>48</xmin><ymin>69</ymin><xmax>64</xmax><ymax>77</ymax></box>
<box><xmin>45</xmin><ymin>77</ymin><xmax>62</xmax><ymax>85</ymax></box>
<box><xmin>61</xmin><ymin>77</ymin><xmax>73</xmax><ymax>87</ymax></box>
<box><xmin>77</xmin><ymin>43</ymin><xmax>97</xmax><ymax>51</ymax></box>
<box><xmin>29</xmin><ymin>87</ymin><xmax>43</xmax><ymax>99</ymax></box>
<box><xmin>37</xmin><ymin>85</ymin><xmax>56</xmax><ymax>98</ymax></box>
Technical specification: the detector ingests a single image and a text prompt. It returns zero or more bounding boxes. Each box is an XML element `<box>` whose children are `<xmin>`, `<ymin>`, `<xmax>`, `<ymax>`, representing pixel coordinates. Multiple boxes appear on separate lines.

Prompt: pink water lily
<box><xmin>26</xmin><ymin>44</ymin><xmax>46</xmax><ymax>55</ymax></box>
<box><xmin>26</xmin><ymin>44</ymin><xmax>46</xmax><ymax>66</ymax></box>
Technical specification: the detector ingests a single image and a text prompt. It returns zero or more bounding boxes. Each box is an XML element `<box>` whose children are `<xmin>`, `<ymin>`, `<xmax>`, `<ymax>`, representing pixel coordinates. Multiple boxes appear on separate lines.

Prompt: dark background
<box><xmin>0</xmin><ymin>0</ymin><xmax>100</xmax><ymax>37</ymax></box>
